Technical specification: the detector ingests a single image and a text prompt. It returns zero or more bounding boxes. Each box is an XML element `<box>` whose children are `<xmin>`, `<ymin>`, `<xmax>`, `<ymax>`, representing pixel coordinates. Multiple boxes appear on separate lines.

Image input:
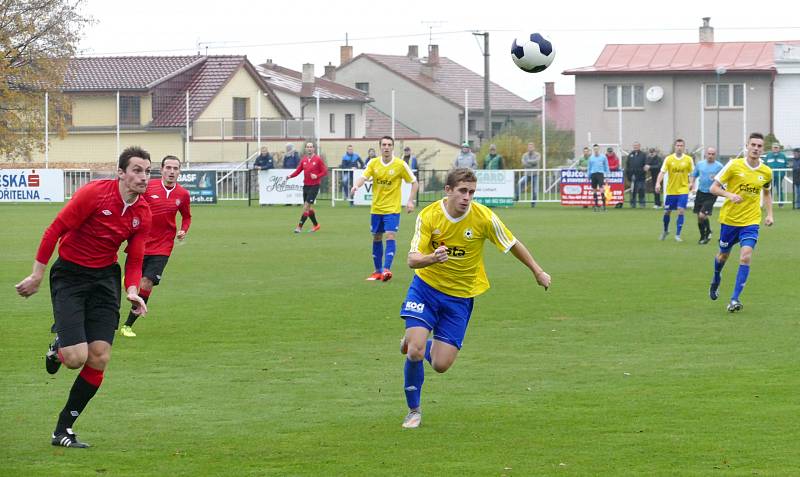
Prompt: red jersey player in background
<box><xmin>15</xmin><ymin>146</ymin><xmax>153</xmax><ymax>448</ymax></box>
<box><xmin>121</xmin><ymin>155</ymin><xmax>191</xmax><ymax>337</ymax></box>
<box><xmin>286</xmin><ymin>142</ymin><xmax>327</xmax><ymax>233</ymax></box>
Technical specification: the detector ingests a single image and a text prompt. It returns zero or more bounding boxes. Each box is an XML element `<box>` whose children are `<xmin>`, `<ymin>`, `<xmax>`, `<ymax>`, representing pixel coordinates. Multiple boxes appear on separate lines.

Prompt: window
<box><xmin>344</xmin><ymin>114</ymin><xmax>354</xmax><ymax>138</ymax></box>
<box><xmin>355</xmin><ymin>82</ymin><xmax>369</xmax><ymax>94</ymax></box>
<box><xmin>329</xmin><ymin>113</ymin><xmax>335</xmax><ymax>133</ymax></box>
<box><xmin>119</xmin><ymin>96</ymin><xmax>140</xmax><ymax>125</ymax></box>
<box><xmin>232</xmin><ymin>97</ymin><xmax>249</xmax><ymax>137</ymax></box>
<box><xmin>468</xmin><ymin>119</ymin><xmax>476</xmax><ymax>133</ymax></box>
<box><xmin>705</xmin><ymin>83</ymin><xmax>744</xmax><ymax>108</ymax></box>
<box><xmin>492</xmin><ymin>122</ymin><xmax>503</xmax><ymax>137</ymax></box>
<box><xmin>605</xmin><ymin>85</ymin><xmax>644</xmax><ymax>109</ymax></box>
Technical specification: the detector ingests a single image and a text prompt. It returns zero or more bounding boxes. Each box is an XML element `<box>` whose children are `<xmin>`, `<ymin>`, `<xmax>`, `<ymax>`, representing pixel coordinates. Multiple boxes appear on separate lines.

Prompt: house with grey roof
<box><xmin>334</xmin><ymin>44</ymin><xmax>537</xmax><ymax>146</ymax></box>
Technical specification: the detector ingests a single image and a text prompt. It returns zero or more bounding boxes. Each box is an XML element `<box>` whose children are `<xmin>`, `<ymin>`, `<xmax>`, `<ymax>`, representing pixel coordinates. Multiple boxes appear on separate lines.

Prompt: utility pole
<box><xmin>473</xmin><ymin>32</ymin><xmax>491</xmax><ymax>145</ymax></box>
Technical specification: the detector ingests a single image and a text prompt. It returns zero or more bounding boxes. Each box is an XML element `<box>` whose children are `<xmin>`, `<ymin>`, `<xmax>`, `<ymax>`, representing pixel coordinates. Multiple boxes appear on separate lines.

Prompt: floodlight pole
<box><xmin>715</xmin><ymin>66</ymin><xmax>726</xmax><ymax>154</ymax></box>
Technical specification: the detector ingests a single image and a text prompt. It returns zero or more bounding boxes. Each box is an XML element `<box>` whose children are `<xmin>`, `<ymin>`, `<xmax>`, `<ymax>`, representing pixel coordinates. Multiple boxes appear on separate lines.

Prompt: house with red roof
<box><xmin>34</xmin><ymin>55</ymin><xmax>292</xmax><ymax>167</ymax></box>
<box><xmin>530</xmin><ymin>82</ymin><xmax>575</xmax><ymax>132</ymax></box>
<box><xmin>564</xmin><ymin>18</ymin><xmax>800</xmax><ymax>156</ymax></box>
<box><xmin>334</xmin><ymin>44</ymin><xmax>537</xmax><ymax>147</ymax></box>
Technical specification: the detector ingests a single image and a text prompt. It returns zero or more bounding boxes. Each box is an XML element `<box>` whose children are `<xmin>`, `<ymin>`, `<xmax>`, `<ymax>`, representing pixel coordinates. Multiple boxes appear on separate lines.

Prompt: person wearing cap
<box><xmin>792</xmin><ymin>147</ymin><xmax>800</xmax><ymax>209</ymax></box>
<box><xmin>453</xmin><ymin>142</ymin><xmax>477</xmax><ymax>170</ymax></box>
<box><xmin>401</xmin><ymin>146</ymin><xmax>418</xmax><ymax>170</ymax></box>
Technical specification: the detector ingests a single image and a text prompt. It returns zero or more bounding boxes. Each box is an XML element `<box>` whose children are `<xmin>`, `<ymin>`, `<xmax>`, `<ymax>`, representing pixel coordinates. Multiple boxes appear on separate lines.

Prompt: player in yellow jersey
<box><xmin>708</xmin><ymin>132</ymin><xmax>774</xmax><ymax>312</ymax></box>
<box><xmin>397</xmin><ymin>168</ymin><xmax>551</xmax><ymax>428</ymax></box>
<box><xmin>351</xmin><ymin>136</ymin><xmax>419</xmax><ymax>282</ymax></box>
<box><xmin>655</xmin><ymin>138</ymin><xmax>695</xmax><ymax>242</ymax></box>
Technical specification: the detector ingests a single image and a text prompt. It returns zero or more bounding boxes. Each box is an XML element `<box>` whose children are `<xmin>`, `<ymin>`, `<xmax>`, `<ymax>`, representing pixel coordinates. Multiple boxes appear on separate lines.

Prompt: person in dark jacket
<box><xmin>253</xmin><ymin>146</ymin><xmax>274</xmax><ymax>170</ymax></box>
<box><xmin>625</xmin><ymin>141</ymin><xmax>647</xmax><ymax>208</ymax></box>
<box><xmin>792</xmin><ymin>147</ymin><xmax>800</xmax><ymax>209</ymax></box>
<box><xmin>340</xmin><ymin>145</ymin><xmax>364</xmax><ymax>206</ymax></box>
<box><xmin>644</xmin><ymin>148</ymin><xmax>663</xmax><ymax>207</ymax></box>
<box><xmin>282</xmin><ymin>143</ymin><xmax>300</xmax><ymax>169</ymax></box>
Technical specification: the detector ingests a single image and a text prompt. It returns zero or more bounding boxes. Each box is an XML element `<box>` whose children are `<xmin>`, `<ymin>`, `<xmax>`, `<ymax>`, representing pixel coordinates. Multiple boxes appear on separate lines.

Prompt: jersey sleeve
<box><xmin>714</xmin><ymin>160</ymin><xmax>735</xmax><ymax>185</ymax></box>
<box><xmin>179</xmin><ymin>190</ymin><xmax>192</xmax><ymax>232</ymax></box>
<box><xmin>287</xmin><ymin>161</ymin><xmax>304</xmax><ymax>179</ymax></box>
<box><xmin>317</xmin><ymin>157</ymin><xmax>328</xmax><ymax>178</ymax></box>
<box><xmin>660</xmin><ymin>157</ymin><xmax>669</xmax><ymax>173</ymax></box>
<box><xmin>486</xmin><ymin>212</ymin><xmax>517</xmax><ymax>254</ymax></box>
<box><xmin>408</xmin><ymin>212</ymin><xmax>430</xmax><ymax>254</ymax></box>
<box><xmin>361</xmin><ymin>160</ymin><xmax>374</xmax><ymax>180</ymax></box>
<box><xmin>400</xmin><ymin>160</ymin><xmax>417</xmax><ymax>183</ymax></box>
<box><xmin>35</xmin><ymin>183</ymin><xmax>96</xmax><ymax>265</ymax></box>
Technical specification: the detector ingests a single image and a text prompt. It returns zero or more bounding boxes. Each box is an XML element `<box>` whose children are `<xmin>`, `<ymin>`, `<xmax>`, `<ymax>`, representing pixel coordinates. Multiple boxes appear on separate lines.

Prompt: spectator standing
<box><xmin>626</xmin><ymin>142</ymin><xmax>647</xmax><ymax>208</ymax></box>
<box><xmin>792</xmin><ymin>148</ymin><xmax>800</xmax><ymax>209</ymax></box>
<box><xmin>483</xmin><ymin>144</ymin><xmax>504</xmax><ymax>170</ymax></box>
<box><xmin>253</xmin><ymin>146</ymin><xmax>274</xmax><ymax>171</ymax></box>
<box><xmin>518</xmin><ymin>142</ymin><xmax>541</xmax><ymax>207</ymax></box>
<box><xmin>453</xmin><ymin>142</ymin><xmax>477</xmax><ymax>170</ymax></box>
<box><xmin>764</xmin><ymin>143</ymin><xmax>788</xmax><ymax>206</ymax></box>
<box><xmin>282</xmin><ymin>143</ymin><xmax>300</xmax><ymax>170</ymax></box>
<box><xmin>365</xmin><ymin>147</ymin><xmax>377</xmax><ymax>166</ymax></box>
<box><xmin>340</xmin><ymin>145</ymin><xmax>363</xmax><ymax>206</ymax></box>
<box><xmin>645</xmin><ymin>148</ymin><xmax>663</xmax><ymax>208</ymax></box>
<box><xmin>401</xmin><ymin>146</ymin><xmax>418</xmax><ymax>170</ymax></box>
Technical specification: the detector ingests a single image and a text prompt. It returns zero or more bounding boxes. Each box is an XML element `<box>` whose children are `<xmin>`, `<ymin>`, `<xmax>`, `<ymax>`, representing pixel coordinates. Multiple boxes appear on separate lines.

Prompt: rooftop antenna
<box><xmin>420</xmin><ymin>20</ymin><xmax>446</xmax><ymax>49</ymax></box>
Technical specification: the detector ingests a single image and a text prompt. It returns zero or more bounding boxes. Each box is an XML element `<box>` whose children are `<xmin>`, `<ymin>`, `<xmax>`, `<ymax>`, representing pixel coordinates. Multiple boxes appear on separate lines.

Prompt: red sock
<box><xmin>79</xmin><ymin>364</ymin><xmax>104</xmax><ymax>387</ymax></box>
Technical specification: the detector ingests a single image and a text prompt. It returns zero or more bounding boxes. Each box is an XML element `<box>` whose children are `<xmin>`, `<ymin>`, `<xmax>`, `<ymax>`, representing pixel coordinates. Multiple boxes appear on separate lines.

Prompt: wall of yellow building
<box><xmin>197</xmin><ymin>67</ymin><xmax>281</xmax><ymax>120</ymax></box>
<box><xmin>70</xmin><ymin>94</ymin><xmax>118</xmax><ymax>127</ymax></box>
<box><xmin>141</xmin><ymin>94</ymin><xmax>152</xmax><ymax>125</ymax></box>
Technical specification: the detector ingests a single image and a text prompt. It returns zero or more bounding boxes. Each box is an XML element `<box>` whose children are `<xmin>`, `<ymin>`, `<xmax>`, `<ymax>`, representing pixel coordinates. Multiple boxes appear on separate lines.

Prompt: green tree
<box><xmin>477</xmin><ymin>121</ymin><xmax>575</xmax><ymax>169</ymax></box>
<box><xmin>1</xmin><ymin>0</ymin><xmax>90</xmax><ymax>160</ymax></box>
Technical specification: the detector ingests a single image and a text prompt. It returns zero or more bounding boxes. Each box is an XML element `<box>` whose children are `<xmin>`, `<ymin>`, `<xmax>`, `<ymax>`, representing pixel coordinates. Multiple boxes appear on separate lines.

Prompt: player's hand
<box><xmin>15</xmin><ymin>274</ymin><xmax>42</xmax><ymax>298</ymax></box>
<box><xmin>127</xmin><ymin>292</ymin><xmax>148</xmax><ymax>316</ymax></box>
<box><xmin>764</xmin><ymin>216</ymin><xmax>774</xmax><ymax>227</ymax></box>
<box><xmin>350</xmin><ymin>186</ymin><xmax>358</xmax><ymax>197</ymax></box>
<box><xmin>406</xmin><ymin>200</ymin><xmax>416</xmax><ymax>213</ymax></box>
<box><xmin>431</xmin><ymin>245</ymin><xmax>449</xmax><ymax>263</ymax></box>
<box><xmin>655</xmin><ymin>184</ymin><xmax>661</xmax><ymax>193</ymax></box>
<box><xmin>534</xmin><ymin>270</ymin><xmax>551</xmax><ymax>290</ymax></box>
<box><xmin>310</xmin><ymin>173</ymin><xmax>317</xmax><ymax>180</ymax></box>
<box><xmin>176</xmin><ymin>230</ymin><xmax>187</xmax><ymax>241</ymax></box>
<box><xmin>728</xmin><ymin>193</ymin><xmax>743</xmax><ymax>204</ymax></box>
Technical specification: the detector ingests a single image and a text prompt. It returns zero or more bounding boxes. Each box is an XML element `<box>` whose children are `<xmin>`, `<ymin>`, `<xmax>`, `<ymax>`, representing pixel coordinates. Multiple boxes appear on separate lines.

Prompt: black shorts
<box><xmin>142</xmin><ymin>255</ymin><xmax>170</xmax><ymax>285</ymax></box>
<box><xmin>590</xmin><ymin>172</ymin><xmax>605</xmax><ymax>189</ymax></box>
<box><xmin>49</xmin><ymin>258</ymin><xmax>121</xmax><ymax>347</ymax></box>
<box><xmin>693</xmin><ymin>191</ymin><xmax>717</xmax><ymax>215</ymax></box>
<box><xmin>303</xmin><ymin>185</ymin><xmax>320</xmax><ymax>204</ymax></box>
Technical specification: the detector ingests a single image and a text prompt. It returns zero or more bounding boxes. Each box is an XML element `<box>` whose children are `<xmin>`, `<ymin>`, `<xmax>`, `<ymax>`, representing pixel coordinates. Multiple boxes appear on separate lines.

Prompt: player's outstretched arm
<box><xmin>350</xmin><ymin>175</ymin><xmax>367</xmax><ymax>197</ymax></box>
<box><xmin>408</xmin><ymin>246</ymin><xmax>448</xmax><ymax>269</ymax></box>
<box><xmin>15</xmin><ymin>260</ymin><xmax>47</xmax><ymax>297</ymax></box>
<box><xmin>510</xmin><ymin>241</ymin><xmax>550</xmax><ymax>290</ymax></box>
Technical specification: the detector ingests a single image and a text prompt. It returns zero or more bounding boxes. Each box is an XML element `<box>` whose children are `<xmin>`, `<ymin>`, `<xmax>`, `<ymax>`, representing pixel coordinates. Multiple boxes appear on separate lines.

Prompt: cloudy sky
<box><xmin>78</xmin><ymin>0</ymin><xmax>796</xmax><ymax>100</ymax></box>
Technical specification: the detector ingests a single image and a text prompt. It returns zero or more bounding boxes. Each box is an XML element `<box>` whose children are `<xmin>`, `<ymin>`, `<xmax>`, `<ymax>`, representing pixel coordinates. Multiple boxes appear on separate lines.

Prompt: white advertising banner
<box><xmin>258</xmin><ymin>168</ymin><xmax>305</xmax><ymax>205</ymax></box>
<box><xmin>352</xmin><ymin>179</ymin><xmax>413</xmax><ymax>207</ymax></box>
<box><xmin>0</xmin><ymin>169</ymin><xmax>64</xmax><ymax>202</ymax></box>
<box><xmin>474</xmin><ymin>170</ymin><xmax>514</xmax><ymax>207</ymax></box>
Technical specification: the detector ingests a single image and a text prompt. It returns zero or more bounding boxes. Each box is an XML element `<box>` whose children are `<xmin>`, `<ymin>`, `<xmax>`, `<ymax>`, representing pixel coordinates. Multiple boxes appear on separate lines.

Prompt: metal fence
<box><xmin>191</xmin><ymin>118</ymin><xmax>315</xmax><ymax>140</ymax></box>
<box><xmin>63</xmin><ymin>170</ymin><xmax>92</xmax><ymax>199</ymax></box>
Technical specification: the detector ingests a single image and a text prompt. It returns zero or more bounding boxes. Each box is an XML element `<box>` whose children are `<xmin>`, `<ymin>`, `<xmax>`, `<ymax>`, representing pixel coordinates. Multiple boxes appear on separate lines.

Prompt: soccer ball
<box><xmin>511</xmin><ymin>33</ymin><xmax>555</xmax><ymax>73</ymax></box>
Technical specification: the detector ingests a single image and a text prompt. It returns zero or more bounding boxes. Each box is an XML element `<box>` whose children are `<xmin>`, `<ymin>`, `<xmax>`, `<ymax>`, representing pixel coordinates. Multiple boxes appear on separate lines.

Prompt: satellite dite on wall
<box><xmin>646</xmin><ymin>85</ymin><xmax>664</xmax><ymax>102</ymax></box>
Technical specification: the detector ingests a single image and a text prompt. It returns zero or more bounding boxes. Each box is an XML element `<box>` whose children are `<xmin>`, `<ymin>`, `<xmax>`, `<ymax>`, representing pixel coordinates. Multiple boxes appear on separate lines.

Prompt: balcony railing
<box><xmin>191</xmin><ymin>118</ymin><xmax>315</xmax><ymax>140</ymax></box>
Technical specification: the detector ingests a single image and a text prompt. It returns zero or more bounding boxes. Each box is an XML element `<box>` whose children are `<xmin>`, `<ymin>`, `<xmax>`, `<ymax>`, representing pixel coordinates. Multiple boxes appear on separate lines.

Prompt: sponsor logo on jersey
<box><xmin>102</xmin><ymin>209</ymin><xmax>112</xmax><ymax>216</ymax></box>
<box><xmin>404</xmin><ymin>301</ymin><xmax>425</xmax><ymax>313</ymax></box>
<box><xmin>132</xmin><ymin>217</ymin><xmax>140</xmax><ymax>228</ymax></box>
<box><xmin>176</xmin><ymin>199</ymin><xmax>181</xmax><ymax>206</ymax></box>
<box><xmin>150</xmin><ymin>194</ymin><xmax>160</xmax><ymax>199</ymax></box>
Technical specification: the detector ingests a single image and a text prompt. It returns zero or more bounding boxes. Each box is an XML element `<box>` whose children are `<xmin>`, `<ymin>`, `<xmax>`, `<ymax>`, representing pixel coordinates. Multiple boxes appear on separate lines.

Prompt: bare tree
<box><xmin>1</xmin><ymin>0</ymin><xmax>91</xmax><ymax>160</ymax></box>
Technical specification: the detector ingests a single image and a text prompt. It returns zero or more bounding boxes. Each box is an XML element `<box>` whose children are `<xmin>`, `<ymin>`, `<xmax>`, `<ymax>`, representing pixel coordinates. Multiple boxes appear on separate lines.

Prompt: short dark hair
<box><xmin>675</xmin><ymin>138</ymin><xmax>685</xmax><ymax>144</ymax></box>
<box><xmin>446</xmin><ymin>168</ymin><xmax>478</xmax><ymax>188</ymax></box>
<box><xmin>118</xmin><ymin>146</ymin><xmax>151</xmax><ymax>171</ymax></box>
<box><xmin>749</xmin><ymin>132</ymin><xmax>765</xmax><ymax>141</ymax></box>
<box><xmin>161</xmin><ymin>155</ymin><xmax>181</xmax><ymax>167</ymax></box>
<box><xmin>379</xmin><ymin>135</ymin><xmax>394</xmax><ymax>145</ymax></box>
<box><xmin>592</xmin><ymin>144</ymin><xmax>599</xmax><ymax>147</ymax></box>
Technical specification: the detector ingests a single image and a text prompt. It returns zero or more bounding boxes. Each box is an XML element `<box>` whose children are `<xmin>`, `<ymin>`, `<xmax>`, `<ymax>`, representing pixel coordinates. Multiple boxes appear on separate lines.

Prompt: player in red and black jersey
<box><xmin>121</xmin><ymin>155</ymin><xmax>192</xmax><ymax>337</ymax></box>
<box><xmin>286</xmin><ymin>142</ymin><xmax>328</xmax><ymax>233</ymax></box>
<box><xmin>15</xmin><ymin>146</ymin><xmax>153</xmax><ymax>448</ymax></box>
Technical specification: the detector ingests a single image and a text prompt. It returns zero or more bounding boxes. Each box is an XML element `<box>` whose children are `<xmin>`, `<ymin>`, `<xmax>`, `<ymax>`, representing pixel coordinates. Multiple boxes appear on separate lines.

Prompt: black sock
<box><xmin>124</xmin><ymin>295</ymin><xmax>149</xmax><ymax>327</ymax></box>
<box><xmin>593</xmin><ymin>192</ymin><xmax>598</xmax><ymax>206</ymax></box>
<box><xmin>309</xmin><ymin>211</ymin><xmax>318</xmax><ymax>226</ymax></box>
<box><xmin>299</xmin><ymin>214</ymin><xmax>308</xmax><ymax>226</ymax></box>
<box><xmin>54</xmin><ymin>372</ymin><xmax>101</xmax><ymax>434</ymax></box>
<box><xmin>704</xmin><ymin>220</ymin><xmax>712</xmax><ymax>238</ymax></box>
<box><xmin>698</xmin><ymin>220</ymin><xmax>705</xmax><ymax>238</ymax></box>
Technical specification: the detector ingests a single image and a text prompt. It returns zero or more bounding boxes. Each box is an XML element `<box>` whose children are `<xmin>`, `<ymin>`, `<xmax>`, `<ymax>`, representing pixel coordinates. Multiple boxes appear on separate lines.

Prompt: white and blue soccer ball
<box><xmin>511</xmin><ymin>33</ymin><xmax>555</xmax><ymax>73</ymax></box>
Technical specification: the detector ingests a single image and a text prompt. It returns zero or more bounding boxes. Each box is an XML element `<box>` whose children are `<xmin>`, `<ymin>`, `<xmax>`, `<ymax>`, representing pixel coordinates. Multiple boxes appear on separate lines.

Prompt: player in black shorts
<box><xmin>15</xmin><ymin>147</ymin><xmax>152</xmax><ymax>448</ymax></box>
<box><xmin>691</xmin><ymin>147</ymin><xmax>724</xmax><ymax>244</ymax></box>
<box><xmin>287</xmin><ymin>142</ymin><xmax>328</xmax><ymax>233</ymax></box>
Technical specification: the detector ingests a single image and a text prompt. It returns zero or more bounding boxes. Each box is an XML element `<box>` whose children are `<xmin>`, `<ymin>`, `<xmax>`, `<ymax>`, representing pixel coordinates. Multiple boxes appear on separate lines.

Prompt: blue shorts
<box><xmin>400</xmin><ymin>275</ymin><xmax>474</xmax><ymax>349</ymax></box>
<box><xmin>664</xmin><ymin>194</ymin><xmax>688</xmax><ymax>211</ymax></box>
<box><xmin>371</xmin><ymin>213</ymin><xmax>400</xmax><ymax>234</ymax></box>
<box><xmin>718</xmin><ymin>224</ymin><xmax>759</xmax><ymax>253</ymax></box>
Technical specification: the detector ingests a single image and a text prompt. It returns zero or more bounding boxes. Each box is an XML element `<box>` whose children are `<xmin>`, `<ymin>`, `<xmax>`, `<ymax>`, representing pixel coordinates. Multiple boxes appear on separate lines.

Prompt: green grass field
<box><xmin>1</xmin><ymin>201</ymin><xmax>799</xmax><ymax>476</ymax></box>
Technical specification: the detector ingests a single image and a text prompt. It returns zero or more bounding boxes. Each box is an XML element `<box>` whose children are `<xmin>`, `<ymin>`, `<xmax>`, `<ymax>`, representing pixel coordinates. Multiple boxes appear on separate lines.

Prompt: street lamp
<box><xmin>715</xmin><ymin>66</ymin><xmax>726</xmax><ymax>154</ymax></box>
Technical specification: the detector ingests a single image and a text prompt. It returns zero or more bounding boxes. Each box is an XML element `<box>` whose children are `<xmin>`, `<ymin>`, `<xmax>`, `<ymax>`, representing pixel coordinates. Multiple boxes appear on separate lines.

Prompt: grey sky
<box><xmin>79</xmin><ymin>0</ymin><xmax>796</xmax><ymax>100</ymax></box>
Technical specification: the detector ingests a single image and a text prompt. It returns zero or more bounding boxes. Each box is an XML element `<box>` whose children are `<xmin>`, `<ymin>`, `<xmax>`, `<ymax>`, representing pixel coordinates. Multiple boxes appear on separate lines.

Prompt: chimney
<box><xmin>427</xmin><ymin>44</ymin><xmax>439</xmax><ymax>65</ymax></box>
<box><xmin>302</xmin><ymin>63</ymin><xmax>315</xmax><ymax>85</ymax></box>
<box><xmin>699</xmin><ymin>17</ymin><xmax>714</xmax><ymax>43</ymax></box>
<box><xmin>262</xmin><ymin>59</ymin><xmax>275</xmax><ymax>69</ymax></box>
<box><xmin>545</xmin><ymin>82</ymin><xmax>555</xmax><ymax>101</ymax></box>
<box><xmin>340</xmin><ymin>45</ymin><xmax>353</xmax><ymax>65</ymax></box>
<box><xmin>407</xmin><ymin>45</ymin><xmax>419</xmax><ymax>59</ymax></box>
<box><xmin>323</xmin><ymin>62</ymin><xmax>336</xmax><ymax>81</ymax></box>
